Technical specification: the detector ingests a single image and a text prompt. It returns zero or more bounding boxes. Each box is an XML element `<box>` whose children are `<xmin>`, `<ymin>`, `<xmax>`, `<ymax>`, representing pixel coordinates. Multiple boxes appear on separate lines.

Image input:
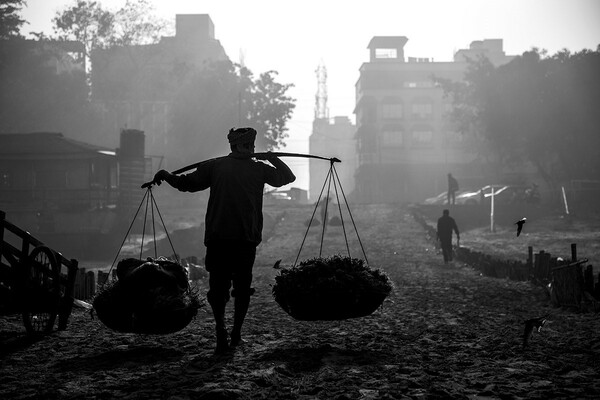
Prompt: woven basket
<box><xmin>93</xmin><ymin>258</ymin><xmax>203</xmax><ymax>334</ymax></box>
<box><xmin>272</xmin><ymin>255</ymin><xmax>392</xmax><ymax>321</ymax></box>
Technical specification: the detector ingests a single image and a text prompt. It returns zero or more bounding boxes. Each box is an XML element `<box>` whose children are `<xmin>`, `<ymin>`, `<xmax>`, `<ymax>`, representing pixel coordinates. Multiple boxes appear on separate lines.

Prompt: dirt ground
<box><xmin>1</xmin><ymin>203</ymin><xmax>599</xmax><ymax>399</ymax></box>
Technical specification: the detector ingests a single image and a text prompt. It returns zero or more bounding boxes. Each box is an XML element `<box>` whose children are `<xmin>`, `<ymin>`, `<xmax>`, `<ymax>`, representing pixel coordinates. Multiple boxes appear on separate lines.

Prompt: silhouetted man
<box><xmin>152</xmin><ymin>127</ymin><xmax>296</xmax><ymax>354</ymax></box>
<box><xmin>436</xmin><ymin>209</ymin><xmax>460</xmax><ymax>264</ymax></box>
<box><xmin>447</xmin><ymin>173</ymin><xmax>459</xmax><ymax>205</ymax></box>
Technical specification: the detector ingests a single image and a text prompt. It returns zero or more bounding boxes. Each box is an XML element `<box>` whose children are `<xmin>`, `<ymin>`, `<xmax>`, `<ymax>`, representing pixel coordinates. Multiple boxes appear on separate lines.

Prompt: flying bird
<box><xmin>515</xmin><ymin>217</ymin><xmax>527</xmax><ymax>236</ymax></box>
<box><xmin>522</xmin><ymin>314</ymin><xmax>549</xmax><ymax>348</ymax></box>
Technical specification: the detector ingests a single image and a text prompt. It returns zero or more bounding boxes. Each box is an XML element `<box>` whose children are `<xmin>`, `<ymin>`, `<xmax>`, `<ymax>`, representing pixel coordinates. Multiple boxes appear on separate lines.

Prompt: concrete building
<box><xmin>353</xmin><ymin>37</ymin><xmax>515</xmax><ymax>203</ymax></box>
<box><xmin>309</xmin><ymin>116</ymin><xmax>356</xmax><ymax>202</ymax></box>
<box><xmin>90</xmin><ymin>14</ymin><xmax>228</xmax><ymax>156</ymax></box>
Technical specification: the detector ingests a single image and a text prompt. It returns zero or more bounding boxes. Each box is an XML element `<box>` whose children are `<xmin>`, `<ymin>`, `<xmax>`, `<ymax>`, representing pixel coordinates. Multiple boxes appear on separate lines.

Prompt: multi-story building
<box><xmin>90</xmin><ymin>14</ymin><xmax>228</xmax><ymax>157</ymax></box>
<box><xmin>353</xmin><ymin>36</ymin><xmax>515</xmax><ymax>203</ymax></box>
<box><xmin>309</xmin><ymin>116</ymin><xmax>356</xmax><ymax>202</ymax></box>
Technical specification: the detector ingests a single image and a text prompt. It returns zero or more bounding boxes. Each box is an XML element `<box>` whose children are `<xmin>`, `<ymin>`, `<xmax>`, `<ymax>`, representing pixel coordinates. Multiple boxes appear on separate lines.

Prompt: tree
<box><xmin>169</xmin><ymin>61</ymin><xmax>296</xmax><ymax>166</ymax></box>
<box><xmin>246</xmin><ymin>70</ymin><xmax>295</xmax><ymax>151</ymax></box>
<box><xmin>110</xmin><ymin>0</ymin><xmax>169</xmax><ymax>47</ymax></box>
<box><xmin>438</xmin><ymin>47</ymin><xmax>600</xmax><ymax>186</ymax></box>
<box><xmin>52</xmin><ymin>0</ymin><xmax>168</xmax><ymax>65</ymax></box>
<box><xmin>0</xmin><ymin>0</ymin><xmax>26</xmax><ymax>39</ymax></box>
<box><xmin>52</xmin><ymin>0</ymin><xmax>114</xmax><ymax>63</ymax></box>
<box><xmin>0</xmin><ymin>38</ymin><xmax>107</xmax><ymax>141</ymax></box>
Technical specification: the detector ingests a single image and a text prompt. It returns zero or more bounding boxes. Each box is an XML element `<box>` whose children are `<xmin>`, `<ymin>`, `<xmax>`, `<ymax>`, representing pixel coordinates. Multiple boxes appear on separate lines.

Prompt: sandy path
<box><xmin>1</xmin><ymin>203</ymin><xmax>599</xmax><ymax>399</ymax></box>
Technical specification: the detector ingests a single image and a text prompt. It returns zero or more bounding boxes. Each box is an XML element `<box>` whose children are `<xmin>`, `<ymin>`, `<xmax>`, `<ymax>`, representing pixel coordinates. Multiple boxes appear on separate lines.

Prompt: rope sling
<box><xmin>294</xmin><ymin>159</ymin><xmax>369</xmax><ymax>267</ymax></box>
<box><xmin>93</xmin><ymin>187</ymin><xmax>202</xmax><ymax>334</ymax></box>
<box><xmin>272</xmin><ymin>159</ymin><xmax>393</xmax><ymax>321</ymax></box>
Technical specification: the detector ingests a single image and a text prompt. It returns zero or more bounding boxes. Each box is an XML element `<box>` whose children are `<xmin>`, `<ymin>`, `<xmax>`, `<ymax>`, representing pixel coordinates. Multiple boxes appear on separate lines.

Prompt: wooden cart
<box><xmin>0</xmin><ymin>210</ymin><xmax>78</xmax><ymax>334</ymax></box>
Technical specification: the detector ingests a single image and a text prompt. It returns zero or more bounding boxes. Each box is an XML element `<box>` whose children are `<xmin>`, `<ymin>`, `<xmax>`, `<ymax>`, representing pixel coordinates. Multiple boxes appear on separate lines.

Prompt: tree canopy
<box><xmin>52</xmin><ymin>0</ymin><xmax>168</xmax><ymax>62</ymax></box>
<box><xmin>438</xmin><ymin>47</ymin><xmax>600</xmax><ymax>186</ymax></box>
<box><xmin>169</xmin><ymin>60</ymin><xmax>296</xmax><ymax>166</ymax></box>
<box><xmin>0</xmin><ymin>0</ymin><xmax>26</xmax><ymax>39</ymax></box>
<box><xmin>0</xmin><ymin>39</ymin><xmax>105</xmax><ymax>140</ymax></box>
<box><xmin>3</xmin><ymin>1</ymin><xmax>296</xmax><ymax>157</ymax></box>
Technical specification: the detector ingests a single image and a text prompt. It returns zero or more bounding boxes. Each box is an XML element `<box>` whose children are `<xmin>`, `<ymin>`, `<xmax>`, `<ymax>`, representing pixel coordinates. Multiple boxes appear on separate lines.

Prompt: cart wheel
<box><xmin>22</xmin><ymin>245</ymin><xmax>61</xmax><ymax>334</ymax></box>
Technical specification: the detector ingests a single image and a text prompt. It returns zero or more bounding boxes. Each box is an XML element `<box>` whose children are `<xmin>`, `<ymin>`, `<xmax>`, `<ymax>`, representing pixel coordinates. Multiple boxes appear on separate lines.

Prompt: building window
<box><xmin>411</xmin><ymin>102</ymin><xmax>433</xmax><ymax>119</ymax></box>
<box><xmin>411</xmin><ymin>130</ymin><xmax>434</xmax><ymax>147</ymax></box>
<box><xmin>403</xmin><ymin>81</ymin><xmax>434</xmax><ymax>88</ymax></box>
<box><xmin>382</xmin><ymin>129</ymin><xmax>404</xmax><ymax>147</ymax></box>
<box><xmin>382</xmin><ymin>103</ymin><xmax>403</xmax><ymax>119</ymax></box>
<box><xmin>375</xmin><ymin>48</ymin><xmax>397</xmax><ymax>59</ymax></box>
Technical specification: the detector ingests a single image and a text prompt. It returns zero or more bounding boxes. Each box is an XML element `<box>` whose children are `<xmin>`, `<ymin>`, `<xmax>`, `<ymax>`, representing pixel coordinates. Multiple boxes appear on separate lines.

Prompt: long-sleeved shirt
<box><xmin>437</xmin><ymin>215</ymin><xmax>460</xmax><ymax>244</ymax></box>
<box><xmin>168</xmin><ymin>154</ymin><xmax>295</xmax><ymax>246</ymax></box>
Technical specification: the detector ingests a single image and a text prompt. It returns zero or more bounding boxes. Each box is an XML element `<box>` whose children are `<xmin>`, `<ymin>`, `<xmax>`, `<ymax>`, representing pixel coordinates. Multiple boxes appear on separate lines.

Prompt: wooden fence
<box><xmin>412</xmin><ymin>210</ymin><xmax>600</xmax><ymax>311</ymax></box>
<box><xmin>72</xmin><ymin>258</ymin><xmax>206</xmax><ymax>301</ymax></box>
<box><xmin>72</xmin><ymin>269</ymin><xmax>115</xmax><ymax>300</ymax></box>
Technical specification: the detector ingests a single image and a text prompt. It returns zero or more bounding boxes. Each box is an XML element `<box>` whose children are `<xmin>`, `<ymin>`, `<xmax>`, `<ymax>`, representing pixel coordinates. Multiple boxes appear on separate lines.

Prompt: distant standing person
<box><xmin>151</xmin><ymin>127</ymin><xmax>296</xmax><ymax>354</ymax></box>
<box><xmin>447</xmin><ymin>173</ymin><xmax>459</xmax><ymax>205</ymax></box>
<box><xmin>437</xmin><ymin>209</ymin><xmax>460</xmax><ymax>264</ymax></box>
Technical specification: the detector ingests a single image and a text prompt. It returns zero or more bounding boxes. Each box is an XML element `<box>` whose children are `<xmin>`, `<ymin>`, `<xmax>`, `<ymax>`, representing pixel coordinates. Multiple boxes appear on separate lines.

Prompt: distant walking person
<box><xmin>447</xmin><ymin>173</ymin><xmax>459</xmax><ymax>205</ymax></box>
<box><xmin>151</xmin><ymin>127</ymin><xmax>296</xmax><ymax>354</ymax></box>
<box><xmin>437</xmin><ymin>209</ymin><xmax>460</xmax><ymax>264</ymax></box>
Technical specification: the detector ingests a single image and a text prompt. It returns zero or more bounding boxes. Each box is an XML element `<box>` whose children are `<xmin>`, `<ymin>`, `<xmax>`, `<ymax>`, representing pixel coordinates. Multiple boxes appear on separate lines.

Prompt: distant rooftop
<box><xmin>367</xmin><ymin>36</ymin><xmax>409</xmax><ymax>62</ymax></box>
<box><xmin>0</xmin><ymin>132</ymin><xmax>113</xmax><ymax>158</ymax></box>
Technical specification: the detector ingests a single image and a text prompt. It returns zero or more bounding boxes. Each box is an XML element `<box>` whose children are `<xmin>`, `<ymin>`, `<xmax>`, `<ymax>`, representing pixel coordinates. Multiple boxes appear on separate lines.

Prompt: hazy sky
<box><xmin>21</xmin><ymin>0</ymin><xmax>600</xmax><ymax>190</ymax></box>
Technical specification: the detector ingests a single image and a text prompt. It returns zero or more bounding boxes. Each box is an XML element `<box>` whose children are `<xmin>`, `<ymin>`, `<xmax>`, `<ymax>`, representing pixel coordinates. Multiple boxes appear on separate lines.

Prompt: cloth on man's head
<box><xmin>227</xmin><ymin>127</ymin><xmax>257</xmax><ymax>145</ymax></box>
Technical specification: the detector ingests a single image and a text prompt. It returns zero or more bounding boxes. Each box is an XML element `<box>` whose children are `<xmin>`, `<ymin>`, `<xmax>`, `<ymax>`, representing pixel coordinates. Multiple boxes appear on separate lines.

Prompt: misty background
<box><xmin>1</xmin><ymin>0</ymin><xmax>599</xmax><ymax>261</ymax></box>
<box><xmin>14</xmin><ymin>0</ymin><xmax>600</xmax><ymax>193</ymax></box>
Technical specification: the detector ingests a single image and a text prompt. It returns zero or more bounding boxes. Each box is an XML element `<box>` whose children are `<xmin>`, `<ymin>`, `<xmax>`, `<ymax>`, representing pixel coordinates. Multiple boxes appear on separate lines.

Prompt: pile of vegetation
<box><xmin>93</xmin><ymin>257</ymin><xmax>203</xmax><ymax>334</ymax></box>
<box><xmin>272</xmin><ymin>255</ymin><xmax>393</xmax><ymax>321</ymax></box>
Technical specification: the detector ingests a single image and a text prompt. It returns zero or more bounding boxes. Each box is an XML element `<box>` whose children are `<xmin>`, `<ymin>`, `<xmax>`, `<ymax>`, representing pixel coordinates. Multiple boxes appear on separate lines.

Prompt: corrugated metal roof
<box><xmin>0</xmin><ymin>132</ymin><xmax>114</xmax><ymax>158</ymax></box>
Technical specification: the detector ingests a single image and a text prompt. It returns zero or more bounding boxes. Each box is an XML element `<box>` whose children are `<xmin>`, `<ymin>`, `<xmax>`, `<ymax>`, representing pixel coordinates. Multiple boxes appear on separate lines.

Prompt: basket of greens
<box><xmin>93</xmin><ymin>257</ymin><xmax>203</xmax><ymax>334</ymax></box>
<box><xmin>272</xmin><ymin>255</ymin><xmax>392</xmax><ymax>321</ymax></box>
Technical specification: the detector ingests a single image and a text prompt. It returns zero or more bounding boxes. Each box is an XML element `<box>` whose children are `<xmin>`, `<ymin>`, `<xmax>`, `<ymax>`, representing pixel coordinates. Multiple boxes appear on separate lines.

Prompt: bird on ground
<box><xmin>522</xmin><ymin>314</ymin><xmax>550</xmax><ymax>348</ymax></box>
<box><xmin>273</xmin><ymin>259</ymin><xmax>282</xmax><ymax>269</ymax></box>
<box><xmin>515</xmin><ymin>217</ymin><xmax>527</xmax><ymax>236</ymax></box>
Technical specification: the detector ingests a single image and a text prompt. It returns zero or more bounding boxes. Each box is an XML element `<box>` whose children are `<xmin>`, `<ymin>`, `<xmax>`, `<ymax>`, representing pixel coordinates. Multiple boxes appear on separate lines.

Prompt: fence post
<box><xmin>98</xmin><ymin>270</ymin><xmax>109</xmax><ymax>287</ymax></box>
<box><xmin>534</xmin><ymin>252</ymin><xmax>541</xmax><ymax>279</ymax></box>
<box><xmin>540</xmin><ymin>252</ymin><xmax>551</xmax><ymax>280</ymax></box>
<box><xmin>550</xmin><ymin>257</ymin><xmax>558</xmax><ymax>279</ymax></box>
<box><xmin>0</xmin><ymin>211</ymin><xmax>5</xmax><ymax>262</ymax></box>
<box><xmin>571</xmin><ymin>243</ymin><xmax>577</xmax><ymax>262</ymax></box>
<box><xmin>74</xmin><ymin>268</ymin><xmax>86</xmax><ymax>299</ymax></box>
<box><xmin>58</xmin><ymin>258</ymin><xmax>79</xmax><ymax>330</ymax></box>
<box><xmin>85</xmin><ymin>270</ymin><xmax>95</xmax><ymax>299</ymax></box>
<box><xmin>584</xmin><ymin>265</ymin><xmax>594</xmax><ymax>294</ymax></box>
<box><xmin>527</xmin><ymin>246</ymin><xmax>533</xmax><ymax>278</ymax></box>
